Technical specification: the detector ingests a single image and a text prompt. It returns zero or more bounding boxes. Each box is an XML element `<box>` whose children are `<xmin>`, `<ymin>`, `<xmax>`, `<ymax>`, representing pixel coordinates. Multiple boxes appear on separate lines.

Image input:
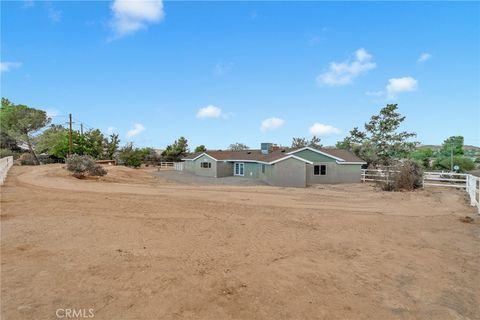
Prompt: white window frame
<box><xmin>234</xmin><ymin>162</ymin><xmax>245</xmax><ymax>176</ymax></box>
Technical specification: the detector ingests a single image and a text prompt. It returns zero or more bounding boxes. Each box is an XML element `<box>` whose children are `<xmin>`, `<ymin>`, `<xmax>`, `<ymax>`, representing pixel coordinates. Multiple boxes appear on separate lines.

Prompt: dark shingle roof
<box><xmin>183</xmin><ymin>147</ymin><xmax>365</xmax><ymax>163</ymax></box>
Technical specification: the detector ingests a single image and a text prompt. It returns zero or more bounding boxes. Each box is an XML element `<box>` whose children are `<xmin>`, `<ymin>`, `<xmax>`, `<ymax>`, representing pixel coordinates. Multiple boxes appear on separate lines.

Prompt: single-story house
<box><xmin>181</xmin><ymin>143</ymin><xmax>366</xmax><ymax>188</ymax></box>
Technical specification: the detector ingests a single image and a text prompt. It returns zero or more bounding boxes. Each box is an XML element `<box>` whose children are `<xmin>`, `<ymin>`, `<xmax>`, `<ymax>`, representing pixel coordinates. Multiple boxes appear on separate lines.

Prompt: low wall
<box><xmin>0</xmin><ymin>156</ymin><xmax>14</xmax><ymax>185</ymax></box>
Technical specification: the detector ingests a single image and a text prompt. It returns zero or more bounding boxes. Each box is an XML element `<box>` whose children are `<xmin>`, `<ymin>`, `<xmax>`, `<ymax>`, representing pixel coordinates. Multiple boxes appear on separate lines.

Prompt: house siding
<box><xmin>265</xmin><ymin>158</ymin><xmax>306</xmax><ymax>188</ymax></box>
<box><xmin>306</xmin><ymin>163</ymin><xmax>362</xmax><ymax>184</ymax></box>
<box><xmin>244</xmin><ymin>162</ymin><xmax>261</xmax><ymax>179</ymax></box>
<box><xmin>184</xmin><ymin>161</ymin><xmax>195</xmax><ymax>173</ymax></box>
<box><xmin>191</xmin><ymin>156</ymin><xmax>217</xmax><ymax>177</ymax></box>
<box><xmin>217</xmin><ymin>161</ymin><xmax>234</xmax><ymax>178</ymax></box>
<box><xmin>181</xmin><ymin>148</ymin><xmax>363</xmax><ymax>187</ymax></box>
<box><xmin>259</xmin><ymin>163</ymin><xmax>272</xmax><ymax>182</ymax></box>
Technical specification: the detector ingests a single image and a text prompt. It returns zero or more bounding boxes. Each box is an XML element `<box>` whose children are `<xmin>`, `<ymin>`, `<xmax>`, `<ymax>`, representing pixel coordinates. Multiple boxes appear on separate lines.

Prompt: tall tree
<box><xmin>337</xmin><ymin>104</ymin><xmax>417</xmax><ymax>166</ymax></box>
<box><xmin>409</xmin><ymin>147</ymin><xmax>434</xmax><ymax>169</ymax></box>
<box><xmin>103</xmin><ymin>133</ymin><xmax>120</xmax><ymax>160</ymax></box>
<box><xmin>36</xmin><ymin>124</ymin><xmax>68</xmax><ymax>156</ymax></box>
<box><xmin>194</xmin><ymin>145</ymin><xmax>206</xmax><ymax>153</ymax></box>
<box><xmin>432</xmin><ymin>136</ymin><xmax>474</xmax><ymax>172</ymax></box>
<box><xmin>0</xmin><ymin>98</ymin><xmax>51</xmax><ymax>164</ymax></box>
<box><xmin>83</xmin><ymin>129</ymin><xmax>105</xmax><ymax>159</ymax></box>
<box><xmin>440</xmin><ymin>136</ymin><xmax>464</xmax><ymax>156</ymax></box>
<box><xmin>291</xmin><ymin>136</ymin><xmax>323</xmax><ymax>149</ymax></box>
<box><xmin>162</xmin><ymin>136</ymin><xmax>189</xmax><ymax>161</ymax></box>
<box><xmin>228</xmin><ymin>143</ymin><xmax>249</xmax><ymax>151</ymax></box>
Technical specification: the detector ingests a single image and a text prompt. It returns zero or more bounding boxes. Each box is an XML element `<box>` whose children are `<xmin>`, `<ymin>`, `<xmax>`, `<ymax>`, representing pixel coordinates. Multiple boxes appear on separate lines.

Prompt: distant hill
<box><xmin>420</xmin><ymin>144</ymin><xmax>480</xmax><ymax>151</ymax></box>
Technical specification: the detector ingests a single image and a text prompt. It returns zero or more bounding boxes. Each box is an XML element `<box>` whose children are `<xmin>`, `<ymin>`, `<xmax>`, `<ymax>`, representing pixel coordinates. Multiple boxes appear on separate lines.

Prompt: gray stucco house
<box><xmin>181</xmin><ymin>143</ymin><xmax>366</xmax><ymax>188</ymax></box>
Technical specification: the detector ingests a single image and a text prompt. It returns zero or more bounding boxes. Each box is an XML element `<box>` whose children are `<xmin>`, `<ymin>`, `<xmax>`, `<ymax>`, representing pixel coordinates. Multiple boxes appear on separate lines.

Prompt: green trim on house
<box><xmin>290</xmin><ymin>149</ymin><xmax>337</xmax><ymax>162</ymax></box>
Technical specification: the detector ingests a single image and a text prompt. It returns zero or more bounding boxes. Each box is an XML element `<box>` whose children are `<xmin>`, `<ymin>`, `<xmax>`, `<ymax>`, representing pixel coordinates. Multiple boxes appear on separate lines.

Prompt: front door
<box><xmin>234</xmin><ymin>162</ymin><xmax>244</xmax><ymax>176</ymax></box>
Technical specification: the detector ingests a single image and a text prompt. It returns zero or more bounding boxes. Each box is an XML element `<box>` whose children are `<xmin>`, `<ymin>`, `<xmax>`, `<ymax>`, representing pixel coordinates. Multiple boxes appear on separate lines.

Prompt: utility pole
<box><xmin>80</xmin><ymin>123</ymin><xmax>84</xmax><ymax>136</ymax></box>
<box><xmin>69</xmin><ymin>113</ymin><xmax>73</xmax><ymax>157</ymax></box>
<box><xmin>450</xmin><ymin>143</ymin><xmax>453</xmax><ymax>172</ymax></box>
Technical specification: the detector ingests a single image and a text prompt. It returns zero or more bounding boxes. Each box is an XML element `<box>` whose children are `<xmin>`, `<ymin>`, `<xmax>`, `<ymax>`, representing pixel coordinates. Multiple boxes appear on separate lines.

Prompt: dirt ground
<box><xmin>1</xmin><ymin>164</ymin><xmax>479</xmax><ymax>320</ymax></box>
<box><xmin>153</xmin><ymin>170</ymin><xmax>269</xmax><ymax>186</ymax></box>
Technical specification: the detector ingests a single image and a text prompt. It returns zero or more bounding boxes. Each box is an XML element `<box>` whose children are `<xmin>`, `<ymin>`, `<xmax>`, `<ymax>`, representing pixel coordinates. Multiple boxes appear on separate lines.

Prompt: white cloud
<box><xmin>316</xmin><ymin>48</ymin><xmax>376</xmax><ymax>86</ymax></box>
<box><xmin>196</xmin><ymin>105</ymin><xmax>222</xmax><ymax>119</ymax></box>
<box><xmin>47</xmin><ymin>5</ymin><xmax>62</xmax><ymax>23</ymax></box>
<box><xmin>0</xmin><ymin>62</ymin><xmax>22</xmax><ymax>73</ymax></box>
<box><xmin>107</xmin><ymin>126</ymin><xmax>117</xmax><ymax>135</ymax></box>
<box><xmin>309</xmin><ymin>123</ymin><xmax>341</xmax><ymax>136</ymax></box>
<box><xmin>418</xmin><ymin>53</ymin><xmax>432</xmax><ymax>63</ymax></box>
<box><xmin>110</xmin><ymin>0</ymin><xmax>164</xmax><ymax>38</ymax></box>
<box><xmin>213</xmin><ymin>62</ymin><xmax>233</xmax><ymax>77</ymax></box>
<box><xmin>127</xmin><ymin>123</ymin><xmax>145</xmax><ymax>137</ymax></box>
<box><xmin>386</xmin><ymin>77</ymin><xmax>418</xmax><ymax>99</ymax></box>
<box><xmin>355</xmin><ymin>48</ymin><xmax>372</xmax><ymax>62</ymax></box>
<box><xmin>260</xmin><ymin>117</ymin><xmax>285</xmax><ymax>132</ymax></box>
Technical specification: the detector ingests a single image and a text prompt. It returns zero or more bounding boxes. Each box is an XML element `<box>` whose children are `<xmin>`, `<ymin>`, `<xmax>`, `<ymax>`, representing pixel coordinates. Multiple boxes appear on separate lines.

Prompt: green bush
<box><xmin>66</xmin><ymin>155</ymin><xmax>107</xmax><ymax>177</ymax></box>
<box><xmin>433</xmin><ymin>156</ymin><xmax>475</xmax><ymax>172</ymax></box>
<box><xmin>119</xmin><ymin>143</ymin><xmax>144</xmax><ymax>168</ymax></box>
<box><xmin>0</xmin><ymin>148</ymin><xmax>20</xmax><ymax>159</ymax></box>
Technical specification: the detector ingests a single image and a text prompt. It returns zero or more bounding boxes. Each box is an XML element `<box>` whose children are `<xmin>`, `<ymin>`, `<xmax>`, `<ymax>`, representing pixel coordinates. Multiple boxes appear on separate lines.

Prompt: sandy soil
<box><xmin>1</xmin><ymin>164</ymin><xmax>479</xmax><ymax>320</ymax></box>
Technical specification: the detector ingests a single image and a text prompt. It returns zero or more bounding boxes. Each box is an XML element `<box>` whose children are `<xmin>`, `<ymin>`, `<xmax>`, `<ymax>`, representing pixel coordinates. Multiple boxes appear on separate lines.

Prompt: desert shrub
<box><xmin>0</xmin><ymin>148</ymin><xmax>16</xmax><ymax>159</ymax></box>
<box><xmin>120</xmin><ymin>151</ymin><xmax>143</xmax><ymax>168</ymax></box>
<box><xmin>66</xmin><ymin>155</ymin><xmax>107</xmax><ymax>177</ymax></box>
<box><xmin>119</xmin><ymin>143</ymin><xmax>144</xmax><ymax>168</ymax></box>
<box><xmin>0</xmin><ymin>148</ymin><xmax>23</xmax><ymax>160</ymax></box>
<box><xmin>394</xmin><ymin>160</ymin><xmax>423</xmax><ymax>190</ymax></box>
<box><xmin>378</xmin><ymin>160</ymin><xmax>423</xmax><ymax>191</ymax></box>
<box><xmin>89</xmin><ymin>164</ymin><xmax>107</xmax><ymax>176</ymax></box>
<box><xmin>143</xmin><ymin>149</ymin><xmax>161</xmax><ymax>166</ymax></box>
<box><xmin>19</xmin><ymin>153</ymin><xmax>36</xmax><ymax>165</ymax></box>
<box><xmin>37</xmin><ymin>154</ymin><xmax>64</xmax><ymax>164</ymax></box>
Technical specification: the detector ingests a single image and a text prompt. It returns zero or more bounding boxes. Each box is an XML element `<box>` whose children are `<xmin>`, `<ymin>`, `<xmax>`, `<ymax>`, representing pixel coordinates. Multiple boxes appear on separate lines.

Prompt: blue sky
<box><xmin>1</xmin><ymin>1</ymin><xmax>479</xmax><ymax>150</ymax></box>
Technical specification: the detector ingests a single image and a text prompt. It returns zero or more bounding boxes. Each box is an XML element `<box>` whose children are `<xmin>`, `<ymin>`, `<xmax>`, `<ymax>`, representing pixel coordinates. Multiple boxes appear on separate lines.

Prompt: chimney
<box><xmin>261</xmin><ymin>143</ymin><xmax>272</xmax><ymax>155</ymax></box>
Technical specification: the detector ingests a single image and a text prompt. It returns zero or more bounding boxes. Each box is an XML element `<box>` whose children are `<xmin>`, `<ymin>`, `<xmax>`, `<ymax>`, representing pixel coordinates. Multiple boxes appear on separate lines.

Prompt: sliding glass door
<box><xmin>234</xmin><ymin>162</ymin><xmax>244</xmax><ymax>176</ymax></box>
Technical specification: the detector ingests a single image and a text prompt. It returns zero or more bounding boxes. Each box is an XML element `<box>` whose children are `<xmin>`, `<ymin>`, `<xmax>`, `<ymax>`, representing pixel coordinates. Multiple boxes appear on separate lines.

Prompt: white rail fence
<box><xmin>158</xmin><ymin>162</ymin><xmax>174</xmax><ymax>169</ymax></box>
<box><xmin>0</xmin><ymin>156</ymin><xmax>14</xmax><ymax>185</ymax></box>
<box><xmin>362</xmin><ymin>169</ymin><xmax>480</xmax><ymax>214</ymax></box>
<box><xmin>153</xmin><ymin>162</ymin><xmax>176</xmax><ymax>170</ymax></box>
<box><xmin>174</xmin><ymin>162</ymin><xmax>184</xmax><ymax>171</ymax></box>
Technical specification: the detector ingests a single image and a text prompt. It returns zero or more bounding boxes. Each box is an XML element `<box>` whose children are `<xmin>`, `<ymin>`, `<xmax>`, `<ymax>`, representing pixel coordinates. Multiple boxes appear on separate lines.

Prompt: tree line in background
<box><xmin>0</xmin><ymin>98</ymin><xmax>189</xmax><ymax>167</ymax></box>
<box><xmin>336</xmin><ymin>104</ymin><xmax>477</xmax><ymax>172</ymax></box>
<box><xmin>1</xmin><ymin>98</ymin><xmax>478</xmax><ymax>172</ymax></box>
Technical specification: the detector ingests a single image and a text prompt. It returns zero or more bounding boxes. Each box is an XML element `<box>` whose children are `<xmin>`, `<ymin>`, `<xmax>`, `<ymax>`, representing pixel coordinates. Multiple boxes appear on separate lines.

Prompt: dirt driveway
<box><xmin>1</xmin><ymin>164</ymin><xmax>479</xmax><ymax>320</ymax></box>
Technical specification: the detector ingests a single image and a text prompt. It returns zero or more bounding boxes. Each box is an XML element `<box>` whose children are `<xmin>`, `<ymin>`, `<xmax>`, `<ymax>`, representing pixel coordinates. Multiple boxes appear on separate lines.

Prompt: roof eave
<box><xmin>336</xmin><ymin>160</ymin><xmax>367</xmax><ymax>165</ymax></box>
